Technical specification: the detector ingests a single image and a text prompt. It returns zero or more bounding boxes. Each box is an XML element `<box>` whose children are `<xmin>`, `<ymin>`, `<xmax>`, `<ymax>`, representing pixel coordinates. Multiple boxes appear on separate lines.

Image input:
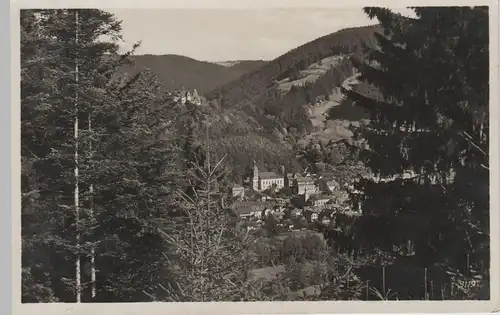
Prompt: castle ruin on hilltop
<box><xmin>173</xmin><ymin>89</ymin><xmax>203</xmax><ymax>106</ymax></box>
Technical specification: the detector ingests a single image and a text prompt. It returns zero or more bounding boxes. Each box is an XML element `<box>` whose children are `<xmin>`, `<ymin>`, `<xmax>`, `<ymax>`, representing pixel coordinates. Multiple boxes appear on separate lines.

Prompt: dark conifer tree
<box><xmin>21</xmin><ymin>9</ymin><xmax>180</xmax><ymax>302</ymax></box>
<box><xmin>344</xmin><ymin>7</ymin><xmax>489</xmax><ymax>299</ymax></box>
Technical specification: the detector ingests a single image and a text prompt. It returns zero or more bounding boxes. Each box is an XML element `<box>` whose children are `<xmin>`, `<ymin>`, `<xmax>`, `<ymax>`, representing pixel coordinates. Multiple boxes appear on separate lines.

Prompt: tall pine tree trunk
<box><xmin>74</xmin><ymin>9</ymin><xmax>81</xmax><ymax>303</ymax></box>
<box><xmin>88</xmin><ymin>113</ymin><xmax>96</xmax><ymax>299</ymax></box>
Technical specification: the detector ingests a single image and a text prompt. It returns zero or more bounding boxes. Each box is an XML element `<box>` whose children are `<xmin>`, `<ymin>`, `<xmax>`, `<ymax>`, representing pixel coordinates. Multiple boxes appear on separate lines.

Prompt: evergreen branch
<box><xmin>142</xmin><ymin>290</ymin><xmax>157</xmax><ymax>301</ymax></box>
<box><xmin>21</xmin><ymin>190</ymin><xmax>41</xmax><ymax>198</ymax></box>
<box><xmin>462</xmin><ymin>131</ymin><xmax>488</xmax><ymax>158</ymax></box>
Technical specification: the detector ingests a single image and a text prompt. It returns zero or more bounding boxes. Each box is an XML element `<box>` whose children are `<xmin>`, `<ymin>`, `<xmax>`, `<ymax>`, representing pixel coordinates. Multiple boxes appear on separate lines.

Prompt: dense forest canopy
<box><xmin>119</xmin><ymin>54</ymin><xmax>267</xmax><ymax>94</ymax></box>
<box><xmin>342</xmin><ymin>6</ymin><xmax>490</xmax><ymax>299</ymax></box>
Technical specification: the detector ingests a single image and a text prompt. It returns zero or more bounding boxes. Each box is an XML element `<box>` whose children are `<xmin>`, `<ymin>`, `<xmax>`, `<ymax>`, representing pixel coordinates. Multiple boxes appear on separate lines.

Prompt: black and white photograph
<box><xmin>17</xmin><ymin>2</ymin><xmax>495</xmax><ymax>308</ymax></box>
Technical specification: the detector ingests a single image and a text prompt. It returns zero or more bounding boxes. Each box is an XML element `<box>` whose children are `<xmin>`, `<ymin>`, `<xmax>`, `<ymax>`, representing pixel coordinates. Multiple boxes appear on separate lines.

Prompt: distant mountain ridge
<box><xmin>122</xmin><ymin>54</ymin><xmax>268</xmax><ymax>94</ymax></box>
<box><xmin>214</xmin><ymin>60</ymin><xmax>268</xmax><ymax>68</ymax></box>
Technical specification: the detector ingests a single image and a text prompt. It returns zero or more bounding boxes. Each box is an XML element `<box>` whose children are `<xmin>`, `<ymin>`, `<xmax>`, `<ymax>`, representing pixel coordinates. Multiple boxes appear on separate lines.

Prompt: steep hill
<box><xmin>206</xmin><ymin>25</ymin><xmax>381</xmax><ymax>104</ymax></box>
<box><xmin>205</xmin><ymin>25</ymin><xmax>382</xmax><ymax>136</ymax></box>
<box><xmin>123</xmin><ymin>54</ymin><xmax>267</xmax><ymax>94</ymax></box>
<box><xmin>201</xmin><ymin>25</ymin><xmax>384</xmax><ymax>175</ymax></box>
<box><xmin>172</xmin><ymin>100</ymin><xmax>299</xmax><ymax>179</ymax></box>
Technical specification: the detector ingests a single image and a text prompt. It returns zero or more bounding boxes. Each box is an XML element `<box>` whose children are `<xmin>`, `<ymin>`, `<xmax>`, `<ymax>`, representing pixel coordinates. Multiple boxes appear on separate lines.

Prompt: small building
<box><xmin>330</xmin><ymin>190</ymin><xmax>349</xmax><ymax>205</ymax></box>
<box><xmin>263</xmin><ymin>208</ymin><xmax>273</xmax><ymax>217</ymax></box>
<box><xmin>273</xmin><ymin>211</ymin><xmax>285</xmax><ymax>221</ymax></box>
<box><xmin>285</xmin><ymin>173</ymin><xmax>296</xmax><ymax>187</ymax></box>
<box><xmin>318</xmin><ymin>177</ymin><xmax>340</xmax><ymax>194</ymax></box>
<box><xmin>178</xmin><ymin>89</ymin><xmax>192</xmax><ymax>104</ymax></box>
<box><xmin>292</xmin><ymin>176</ymin><xmax>318</xmax><ymax>200</ymax></box>
<box><xmin>290</xmin><ymin>208</ymin><xmax>303</xmax><ymax>218</ymax></box>
<box><xmin>231</xmin><ymin>201</ymin><xmax>265</xmax><ymax>220</ymax></box>
<box><xmin>232</xmin><ymin>184</ymin><xmax>245</xmax><ymax>199</ymax></box>
<box><xmin>311</xmin><ymin>212</ymin><xmax>319</xmax><ymax>221</ymax></box>
<box><xmin>309</xmin><ymin>195</ymin><xmax>331</xmax><ymax>208</ymax></box>
<box><xmin>244</xmin><ymin>221</ymin><xmax>260</xmax><ymax>231</ymax></box>
<box><xmin>236</xmin><ymin>208</ymin><xmax>254</xmax><ymax>219</ymax></box>
<box><xmin>253</xmin><ymin>209</ymin><xmax>264</xmax><ymax>220</ymax></box>
<box><xmin>303</xmin><ymin>207</ymin><xmax>320</xmax><ymax>222</ymax></box>
<box><xmin>326</xmin><ymin>180</ymin><xmax>339</xmax><ymax>192</ymax></box>
<box><xmin>192</xmin><ymin>89</ymin><xmax>202</xmax><ymax>105</ymax></box>
<box><xmin>274</xmin><ymin>197</ymin><xmax>288</xmax><ymax>206</ymax></box>
<box><xmin>175</xmin><ymin>89</ymin><xmax>203</xmax><ymax>106</ymax></box>
<box><xmin>318</xmin><ymin>211</ymin><xmax>332</xmax><ymax>225</ymax></box>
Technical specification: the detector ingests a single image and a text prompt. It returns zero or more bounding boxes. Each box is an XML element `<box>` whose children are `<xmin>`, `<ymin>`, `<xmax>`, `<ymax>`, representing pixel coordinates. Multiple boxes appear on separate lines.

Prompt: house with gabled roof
<box><xmin>231</xmin><ymin>184</ymin><xmax>245</xmax><ymax>199</ymax></box>
<box><xmin>308</xmin><ymin>194</ymin><xmax>332</xmax><ymax>208</ymax></box>
<box><xmin>291</xmin><ymin>175</ymin><xmax>318</xmax><ymax>200</ymax></box>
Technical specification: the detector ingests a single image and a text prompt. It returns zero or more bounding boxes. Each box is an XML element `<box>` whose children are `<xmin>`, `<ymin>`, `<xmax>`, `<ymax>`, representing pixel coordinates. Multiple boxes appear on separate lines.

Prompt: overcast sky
<box><xmin>107</xmin><ymin>8</ymin><xmax>413</xmax><ymax>62</ymax></box>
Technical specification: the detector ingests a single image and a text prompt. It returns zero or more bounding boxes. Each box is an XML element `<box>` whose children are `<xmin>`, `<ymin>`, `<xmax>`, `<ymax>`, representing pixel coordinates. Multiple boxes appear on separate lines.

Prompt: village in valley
<box><xmin>171</xmin><ymin>89</ymin><xmax>357</xmax><ymax>233</ymax></box>
<box><xmin>230</xmin><ymin>160</ymin><xmax>355</xmax><ymax>230</ymax></box>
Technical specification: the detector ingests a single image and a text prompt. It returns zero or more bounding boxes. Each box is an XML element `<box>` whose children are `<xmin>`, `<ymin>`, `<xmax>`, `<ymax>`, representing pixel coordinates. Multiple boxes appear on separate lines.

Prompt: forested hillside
<box><xmin>206</xmin><ymin>25</ymin><xmax>382</xmax><ymax>136</ymax></box>
<box><xmin>207</xmin><ymin>25</ymin><xmax>381</xmax><ymax>102</ymax></box>
<box><xmin>171</xmin><ymin>99</ymin><xmax>299</xmax><ymax>178</ymax></box>
<box><xmin>198</xmin><ymin>25</ymin><xmax>383</xmax><ymax>176</ymax></box>
<box><xmin>121</xmin><ymin>54</ymin><xmax>267</xmax><ymax>93</ymax></box>
<box><xmin>229</xmin><ymin>60</ymin><xmax>269</xmax><ymax>73</ymax></box>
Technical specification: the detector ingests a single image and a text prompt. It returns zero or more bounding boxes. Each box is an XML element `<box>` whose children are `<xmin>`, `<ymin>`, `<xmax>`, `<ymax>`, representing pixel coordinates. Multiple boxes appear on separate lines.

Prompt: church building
<box><xmin>252</xmin><ymin>161</ymin><xmax>285</xmax><ymax>192</ymax></box>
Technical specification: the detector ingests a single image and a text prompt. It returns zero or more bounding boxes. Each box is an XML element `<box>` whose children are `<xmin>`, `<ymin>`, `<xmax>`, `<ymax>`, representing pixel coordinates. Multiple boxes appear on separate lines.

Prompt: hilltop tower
<box><xmin>180</xmin><ymin>88</ymin><xmax>187</xmax><ymax>104</ymax></box>
<box><xmin>186</xmin><ymin>90</ymin><xmax>193</xmax><ymax>102</ymax></box>
<box><xmin>192</xmin><ymin>89</ymin><xmax>201</xmax><ymax>105</ymax></box>
<box><xmin>252</xmin><ymin>161</ymin><xmax>259</xmax><ymax>191</ymax></box>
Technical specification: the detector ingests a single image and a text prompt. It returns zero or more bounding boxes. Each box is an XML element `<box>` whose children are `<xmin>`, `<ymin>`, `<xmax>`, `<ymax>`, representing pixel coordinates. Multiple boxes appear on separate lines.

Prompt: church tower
<box><xmin>192</xmin><ymin>89</ymin><xmax>201</xmax><ymax>105</ymax></box>
<box><xmin>252</xmin><ymin>161</ymin><xmax>259</xmax><ymax>191</ymax></box>
<box><xmin>180</xmin><ymin>87</ymin><xmax>187</xmax><ymax>104</ymax></box>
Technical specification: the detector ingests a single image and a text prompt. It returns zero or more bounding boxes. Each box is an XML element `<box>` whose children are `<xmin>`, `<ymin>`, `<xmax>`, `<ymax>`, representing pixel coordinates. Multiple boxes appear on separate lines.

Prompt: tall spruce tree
<box><xmin>87</xmin><ymin>70</ymin><xmax>180</xmax><ymax>302</ymax></box>
<box><xmin>21</xmin><ymin>9</ymin><xmax>180</xmax><ymax>302</ymax></box>
<box><xmin>21</xmin><ymin>9</ymin><xmax>65</xmax><ymax>302</ymax></box>
<box><xmin>21</xmin><ymin>9</ymin><xmax>89</xmax><ymax>302</ymax></box>
<box><xmin>343</xmin><ymin>7</ymin><xmax>489</xmax><ymax>299</ymax></box>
